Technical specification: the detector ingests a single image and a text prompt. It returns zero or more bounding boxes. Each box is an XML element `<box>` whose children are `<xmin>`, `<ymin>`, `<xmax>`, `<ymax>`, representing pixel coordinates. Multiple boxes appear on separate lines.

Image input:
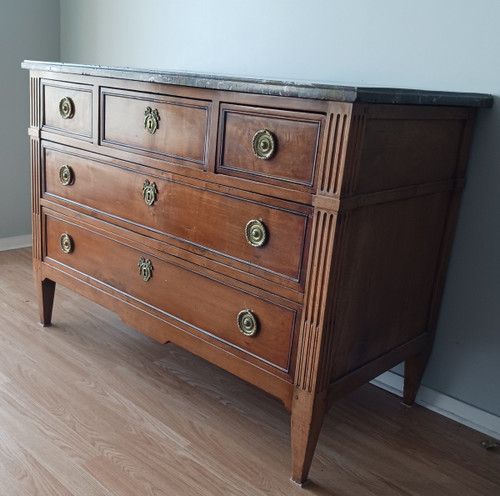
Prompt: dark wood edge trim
<box><xmin>339</xmin><ymin>179</ymin><xmax>465</xmax><ymax>211</ymax></box>
<box><xmin>312</xmin><ymin>178</ymin><xmax>465</xmax><ymax>212</ymax></box>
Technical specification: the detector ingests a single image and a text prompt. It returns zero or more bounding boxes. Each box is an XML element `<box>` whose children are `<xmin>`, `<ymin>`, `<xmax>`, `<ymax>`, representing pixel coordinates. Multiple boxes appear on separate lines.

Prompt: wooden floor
<box><xmin>0</xmin><ymin>248</ymin><xmax>498</xmax><ymax>495</ymax></box>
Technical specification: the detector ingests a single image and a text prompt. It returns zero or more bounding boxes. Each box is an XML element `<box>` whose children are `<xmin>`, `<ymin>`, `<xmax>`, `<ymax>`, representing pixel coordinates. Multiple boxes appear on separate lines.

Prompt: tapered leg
<box><xmin>290</xmin><ymin>389</ymin><xmax>327</xmax><ymax>485</ymax></box>
<box><xmin>403</xmin><ymin>352</ymin><xmax>430</xmax><ymax>405</ymax></box>
<box><xmin>36</xmin><ymin>277</ymin><xmax>56</xmax><ymax>326</ymax></box>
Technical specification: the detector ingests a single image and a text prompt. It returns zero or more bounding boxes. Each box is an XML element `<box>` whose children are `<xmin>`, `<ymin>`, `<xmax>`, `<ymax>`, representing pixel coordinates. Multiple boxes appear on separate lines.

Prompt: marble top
<box><xmin>22</xmin><ymin>61</ymin><xmax>493</xmax><ymax>108</ymax></box>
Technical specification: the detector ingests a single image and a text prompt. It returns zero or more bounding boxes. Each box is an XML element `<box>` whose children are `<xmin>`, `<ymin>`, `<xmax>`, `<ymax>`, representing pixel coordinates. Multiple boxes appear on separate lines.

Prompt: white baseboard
<box><xmin>371</xmin><ymin>371</ymin><xmax>500</xmax><ymax>439</ymax></box>
<box><xmin>0</xmin><ymin>234</ymin><xmax>31</xmax><ymax>252</ymax></box>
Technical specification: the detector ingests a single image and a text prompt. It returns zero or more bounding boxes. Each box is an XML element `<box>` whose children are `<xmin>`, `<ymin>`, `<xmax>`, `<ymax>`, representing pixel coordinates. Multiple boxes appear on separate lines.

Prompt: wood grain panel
<box><xmin>218</xmin><ymin>105</ymin><xmax>324</xmax><ymax>188</ymax></box>
<box><xmin>329</xmin><ymin>192</ymin><xmax>452</xmax><ymax>380</ymax></box>
<box><xmin>355</xmin><ymin>116</ymin><xmax>465</xmax><ymax>193</ymax></box>
<box><xmin>101</xmin><ymin>88</ymin><xmax>209</xmax><ymax>167</ymax></box>
<box><xmin>42</xmin><ymin>80</ymin><xmax>92</xmax><ymax>138</ymax></box>
<box><xmin>44</xmin><ymin>212</ymin><xmax>297</xmax><ymax>371</ymax></box>
<box><xmin>43</xmin><ymin>146</ymin><xmax>309</xmax><ymax>282</ymax></box>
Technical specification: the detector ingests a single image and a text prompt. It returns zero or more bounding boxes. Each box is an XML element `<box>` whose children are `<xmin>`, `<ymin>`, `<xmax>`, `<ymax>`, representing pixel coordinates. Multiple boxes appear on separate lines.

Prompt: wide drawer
<box><xmin>42</xmin><ymin>80</ymin><xmax>93</xmax><ymax>139</ymax></box>
<box><xmin>218</xmin><ymin>104</ymin><xmax>324</xmax><ymax>188</ymax></box>
<box><xmin>44</xmin><ymin>212</ymin><xmax>296</xmax><ymax>370</ymax></box>
<box><xmin>43</xmin><ymin>146</ymin><xmax>309</xmax><ymax>283</ymax></box>
<box><xmin>101</xmin><ymin>87</ymin><xmax>210</xmax><ymax>168</ymax></box>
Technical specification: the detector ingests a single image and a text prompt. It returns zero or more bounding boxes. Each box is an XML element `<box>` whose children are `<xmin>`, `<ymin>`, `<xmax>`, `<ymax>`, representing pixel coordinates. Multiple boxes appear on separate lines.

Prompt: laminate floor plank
<box><xmin>0</xmin><ymin>248</ymin><xmax>499</xmax><ymax>495</ymax></box>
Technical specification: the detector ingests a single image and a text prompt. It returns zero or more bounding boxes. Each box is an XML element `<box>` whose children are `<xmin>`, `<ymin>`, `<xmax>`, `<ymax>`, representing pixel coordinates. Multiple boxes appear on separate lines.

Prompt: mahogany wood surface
<box><xmin>42</xmin><ymin>80</ymin><xmax>93</xmax><ymax>139</ymax></box>
<box><xmin>44</xmin><ymin>211</ymin><xmax>297</xmax><ymax>371</ymax></box>
<box><xmin>25</xmin><ymin>63</ymin><xmax>487</xmax><ymax>486</ymax></box>
<box><xmin>101</xmin><ymin>88</ymin><xmax>209</xmax><ymax>166</ymax></box>
<box><xmin>218</xmin><ymin>104</ymin><xmax>324</xmax><ymax>188</ymax></box>
<box><xmin>43</xmin><ymin>145</ymin><xmax>310</xmax><ymax>284</ymax></box>
<box><xmin>352</xmin><ymin>106</ymin><xmax>471</xmax><ymax>195</ymax></box>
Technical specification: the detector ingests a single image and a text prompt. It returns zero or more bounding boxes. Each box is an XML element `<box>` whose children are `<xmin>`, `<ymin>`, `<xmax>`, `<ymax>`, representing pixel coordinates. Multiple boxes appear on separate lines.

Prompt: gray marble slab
<box><xmin>22</xmin><ymin>60</ymin><xmax>493</xmax><ymax>108</ymax></box>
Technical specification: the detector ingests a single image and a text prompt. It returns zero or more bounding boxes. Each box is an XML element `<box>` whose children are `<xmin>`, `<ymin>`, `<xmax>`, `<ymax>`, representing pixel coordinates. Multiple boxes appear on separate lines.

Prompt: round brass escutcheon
<box><xmin>144</xmin><ymin>106</ymin><xmax>160</xmax><ymax>135</ymax></box>
<box><xmin>59</xmin><ymin>97</ymin><xmax>75</xmax><ymax>119</ymax></box>
<box><xmin>245</xmin><ymin>219</ymin><xmax>267</xmax><ymax>248</ymax></box>
<box><xmin>59</xmin><ymin>165</ymin><xmax>74</xmax><ymax>186</ymax></box>
<box><xmin>237</xmin><ymin>309</ymin><xmax>258</xmax><ymax>337</ymax></box>
<box><xmin>252</xmin><ymin>129</ymin><xmax>276</xmax><ymax>160</ymax></box>
<box><xmin>59</xmin><ymin>233</ymin><xmax>74</xmax><ymax>254</ymax></box>
<box><xmin>138</xmin><ymin>256</ymin><xmax>153</xmax><ymax>282</ymax></box>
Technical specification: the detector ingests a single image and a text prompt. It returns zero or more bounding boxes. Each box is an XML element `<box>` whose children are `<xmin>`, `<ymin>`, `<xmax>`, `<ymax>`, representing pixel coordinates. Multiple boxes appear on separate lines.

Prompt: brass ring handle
<box><xmin>245</xmin><ymin>219</ymin><xmax>267</xmax><ymax>248</ymax></box>
<box><xmin>252</xmin><ymin>129</ymin><xmax>276</xmax><ymax>160</ymax></box>
<box><xmin>59</xmin><ymin>97</ymin><xmax>75</xmax><ymax>119</ymax></box>
<box><xmin>144</xmin><ymin>106</ymin><xmax>160</xmax><ymax>134</ymax></box>
<box><xmin>59</xmin><ymin>165</ymin><xmax>74</xmax><ymax>186</ymax></box>
<box><xmin>142</xmin><ymin>179</ymin><xmax>158</xmax><ymax>206</ymax></box>
<box><xmin>237</xmin><ymin>309</ymin><xmax>258</xmax><ymax>337</ymax></box>
<box><xmin>60</xmin><ymin>233</ymin><xmax>74</xmax><ymax>254</ymax></box>
<box><xmin>138</xmin><ymin>256</ymin><xmax>153</xmax><ymax>282</ymax></box>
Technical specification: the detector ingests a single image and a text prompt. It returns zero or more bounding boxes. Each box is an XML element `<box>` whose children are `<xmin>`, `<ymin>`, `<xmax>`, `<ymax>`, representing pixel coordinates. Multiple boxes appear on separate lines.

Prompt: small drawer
<box><xmin>101</xmin><ymin>88</ymin><xmax>210</xmax><ymax>168</ymax></box>
<box><xmin>44</xmin><ymin>212</ymin><xmax>296</xmax><ymax>371</ymax></box>
<box><xmin>43</xmin><ymin>146</ymin><xmax>309</xmax><ymax>283</ymax></box>
<box><xmin>42</xmin><ymin>80</ymin><xmax>93</xmax><ymax>139</ymax></box>
<box><xmin>218</xmin><ymin>104</ymin><xmax>324</xmax><ymax>188</ymax></box>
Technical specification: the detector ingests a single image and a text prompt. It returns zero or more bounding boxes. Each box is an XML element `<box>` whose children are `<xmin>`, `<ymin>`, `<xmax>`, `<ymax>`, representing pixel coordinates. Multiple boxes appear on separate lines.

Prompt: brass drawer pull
<box><xmin>142</xmin><ymin>179</ymin><xmax>158</xmax><ymax>206</ymax></box>
<box><xmin>245</xmin><ymin>219</ymin><xmax>267</xmax><ymax>247</ymax></box>
<box><xmin>59</xmin><ymin>165</ymin><xmax>74</xmax><ymax>186</ymax></box>
<box><xmin>144</xmin><ymin>106</ymin><xmax>160</xmax><ymax>134</ymax></box>
<box><xmin>60</xmin><ymin>233</ymin><xmax>74</xmax><ymax>254</ymax></box>
<box><xmin>59</xmin><ymin>97</ymin><xmax>75</xmax><ymax>119</ymax></box>
<box><xmin>138</xmin><ymin>257</ymin><xmax>153</xmax><ymax>282</ymax></box>
<box><xmin>237</xmin><ymin>309</ymin><xmax>258</xmax><ymax>337</ymax></box>
<box><xmin>252</xmin><ymin>129</ymin><xmax>276</xmax><ymax>160</ymax></box>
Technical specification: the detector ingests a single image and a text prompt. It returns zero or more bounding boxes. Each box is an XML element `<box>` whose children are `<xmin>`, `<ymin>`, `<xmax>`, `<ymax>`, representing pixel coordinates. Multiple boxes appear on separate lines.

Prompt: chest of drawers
<box><xmin>23</xmin><ymin>61</ymin><xmax>492</xmax><ymax>485</ymax></box>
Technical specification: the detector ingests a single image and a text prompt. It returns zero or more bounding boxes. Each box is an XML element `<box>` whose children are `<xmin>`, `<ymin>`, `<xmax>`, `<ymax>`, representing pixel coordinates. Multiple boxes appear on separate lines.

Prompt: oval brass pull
<box><xmin>59</xmin><ymin>165</ymin><xmax>74</xmax><ymax>186</ymax></box>
<box><xmin>138</xmin><ymin>257</ymin><xmax>153</xmax><ymax>282</ymax></box>
<box><xmin>245</xmin><ymin>219</ymin><xmax>267</xmax><ymax>248</ymax></box>
<box><xmin>59</xmin><ymin>97</ymin><xmax>75</xmax><ymax>119</ymax></box>
<box><xmin>142</xmin><ymin>179</ymin><xmax>158</xmax><ymax>206</ymax></box>
<box><xmin>60</xmin><ymin>233</ymin><xmax>74</xmax><ymax>254</ymax></box>
<box><xmin>237</xmin><ymin>309</ymin><xmax>258</xmax><ymax>337</ymax></box>
<box><xmin>144</xmin><ymin>106</ymin><xmax>160</xmax><ymax>134</ymax></box>
<box><xmin>252</xmin><ymin>129</ymin><xmax>276</xmax><ymax>160</ymax></box>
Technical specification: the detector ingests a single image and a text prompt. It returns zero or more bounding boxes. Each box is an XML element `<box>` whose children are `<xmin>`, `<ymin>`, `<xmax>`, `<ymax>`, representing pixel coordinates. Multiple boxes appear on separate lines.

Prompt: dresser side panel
<box><xmin>328</xmin><ymin>107</ymin><xmax>477</xmax><ymax>383</ymax></box>
<box><xmin>346</xmin><ymin>104</ymin><xmax>474</xmax><ymax>196</ymax></box>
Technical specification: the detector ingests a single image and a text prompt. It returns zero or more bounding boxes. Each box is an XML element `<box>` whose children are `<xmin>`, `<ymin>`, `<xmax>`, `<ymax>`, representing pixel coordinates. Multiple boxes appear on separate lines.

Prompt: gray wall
<box><xmin>0</xmin><ymin>0</ymin><xmax>60</xmax><ymax>239</ymax></box>
<box><xmin>24</xmin><ymin>0</ymin><xmax>500</xmax><ymax>417</ymax></box>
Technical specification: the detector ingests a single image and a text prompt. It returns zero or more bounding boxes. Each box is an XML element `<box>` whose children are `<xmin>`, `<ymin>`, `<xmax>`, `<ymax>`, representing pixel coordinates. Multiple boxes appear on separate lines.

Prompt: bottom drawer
<box><xmin>43</xmin><ymin>212</ymin><xmax>296</xmax><ymax>371</ymax></box>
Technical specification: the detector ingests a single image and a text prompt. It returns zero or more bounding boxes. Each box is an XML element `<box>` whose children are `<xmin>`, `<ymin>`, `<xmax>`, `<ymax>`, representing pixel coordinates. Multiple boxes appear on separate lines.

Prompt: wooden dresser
<box><xmin>22</xmin><ymin>61</ymin><xmax>492</xmax><ymax>485</ymax></box>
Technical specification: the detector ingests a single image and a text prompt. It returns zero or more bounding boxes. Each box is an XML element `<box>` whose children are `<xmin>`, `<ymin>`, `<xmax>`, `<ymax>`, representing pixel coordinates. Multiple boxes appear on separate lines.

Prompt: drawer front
<box><xmin>44</xmin><ymin>213</ymin><xmax>296</xmax><ymax>370</ymax></box>
<box><xmin>218</xmin><ymin>105</ymin><xmax>324</xmax><ymax>188</ymax></box>
<box><xmin>101</xmin><ymin>88</ymin><xmax>209</xmax><ymax>167</ymax></box>
<box><xmin>44</xmin><ymin>147</ymin><xmax>309</xmax><ymax>282</ymax></box>
<box><xmin>42</xmin><ymin>80</ymin><xmax>93</xmax><ymax>138</ymax></box>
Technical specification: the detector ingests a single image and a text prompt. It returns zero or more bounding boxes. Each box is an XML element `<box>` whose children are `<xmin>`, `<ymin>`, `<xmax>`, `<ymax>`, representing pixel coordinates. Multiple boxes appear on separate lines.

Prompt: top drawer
<box><xmin>101</xmin><ymin>88</ymin><xmax>210</xmax><ymax>169</ymax></box>
<box><xmin>42</xmin><ymin>80</ymin><xmax>93</xmax><ymax>139</ymax></box>
<box><xmin>217</xmin><ymin>104</ymin><xmax>324</xmax><ymax>189</ymax></box>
